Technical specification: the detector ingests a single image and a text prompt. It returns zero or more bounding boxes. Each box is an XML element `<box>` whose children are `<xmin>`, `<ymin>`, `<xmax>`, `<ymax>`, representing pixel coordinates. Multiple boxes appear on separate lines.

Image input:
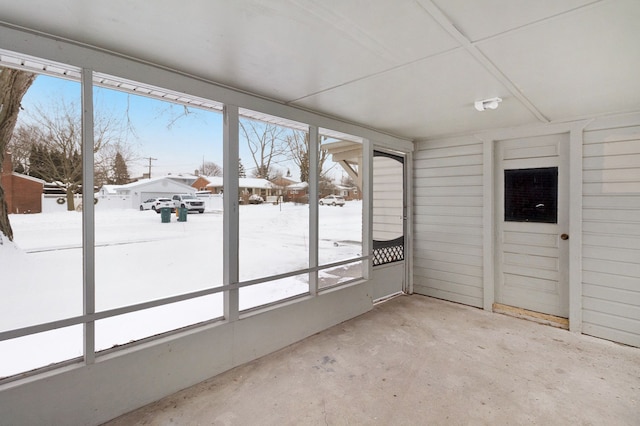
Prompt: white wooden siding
<box><xmin>413</xmin><ymin>137</ymin><xmax>484</xmax><ymax>307</ymax></box>
<box><xmin>581</xmin><ymin>123</ymin><xmax>640</xmax><ymax>347</ymax></box>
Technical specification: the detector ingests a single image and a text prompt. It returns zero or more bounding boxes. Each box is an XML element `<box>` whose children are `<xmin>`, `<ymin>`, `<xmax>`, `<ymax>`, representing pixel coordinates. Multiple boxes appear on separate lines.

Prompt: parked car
<box><xmin>172</xmin><ymin>193</ymin><xmax>205</xmax><ymax>213</ymax></box>
<box><xmin>140</xmin><ymin>197</ymin><xmax>175</xmax><ymax>212</ymax></box>
<box><xmin>248</xmin><ymin>194</ymin><xmax>264</xmax><ymax>204</ymax></box>
<box><xmin>139</xmin><ymin>198</ymin><xmax>156</xmax><ymax>210</ymax></box>
<box><xmin>319</xmin><ymin>195</ymin><xmax>345</xmax><ymax>206</ymax></box>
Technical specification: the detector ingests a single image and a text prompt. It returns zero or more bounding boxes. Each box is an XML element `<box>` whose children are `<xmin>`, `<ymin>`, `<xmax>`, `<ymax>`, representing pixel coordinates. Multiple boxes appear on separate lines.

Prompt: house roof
<box><xmin>99</xmin><ymin>185</ymin><xmax>118</xmax><ymax>195</ymax></box>
<box><xmin>11</xmin><ymin>172</ymin><xmax>45</xmax><ymax>185</ymax></box>
<box><xmin>287</xmin><ymin>182</ymin><xmax>308</xmax><ymax>190</ymax></box>
<box><xmin>203</xmin><ymin>177</ymin><xmax>223</xmax><ymax>188</ymax></box>
<box><xmin>240</xmin><ymin>178</ymin><xmax>274</xmax><ymax>189</ymax></box>
<box><xmin>166</xmin><ymin>174</ymin><xmax>199</xmax><ymax>186</ymax></box>
<box><xmin>334</xmin><ymin>185</ymin><xmax>356</xmax><ymax>191</ymax></box>
<box><xmin>205</xmin><ymin>177</ymin><xmax>273</xmax><ymax>190</ymax></box>
<box><xmin>105</xmin><ymin>176</ymin><xmax>195</xmax><ymax>193</ymax></box>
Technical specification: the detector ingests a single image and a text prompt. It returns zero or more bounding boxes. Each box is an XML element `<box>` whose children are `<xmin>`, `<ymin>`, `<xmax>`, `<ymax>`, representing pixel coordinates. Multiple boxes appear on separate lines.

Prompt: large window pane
<box><xmin>318</xmin><ymin>130</ymin><xmax>363</xmax><ymax>288</ymax></box>
<box><xmin>92</xmin><ymin>76</ymin><xmax>224</xmax><ymax>321</ymax></box>
<box><xmin>1</xmin><ymin>73</ymin><xmax>83</xmax><ymax>332</ymax></box>
<box><xmin>239</xmin><ymin>274</ymin><xmax>309</xmax><ymax>311</ymax></box>
<box><xmin>95</xmin><ymin>294</ymin><xmax>221</xmax><ymax>352</ymax></box>
<box><xmin>0</xmin><ymin>325</ymin><xmax>82</xmax><ymax>380</ymax></box>
<box><xmin>238</xmin><ymin>111</ymin><xmax>309</xmax><ymax>309</ymax></box>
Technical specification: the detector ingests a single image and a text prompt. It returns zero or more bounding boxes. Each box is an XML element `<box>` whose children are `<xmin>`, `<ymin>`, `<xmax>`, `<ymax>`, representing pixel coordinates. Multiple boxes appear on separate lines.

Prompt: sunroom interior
<box><xmin>0</xmin><ymin>1</ymin><xmax>639</xmax><ymax>425</ymax></box>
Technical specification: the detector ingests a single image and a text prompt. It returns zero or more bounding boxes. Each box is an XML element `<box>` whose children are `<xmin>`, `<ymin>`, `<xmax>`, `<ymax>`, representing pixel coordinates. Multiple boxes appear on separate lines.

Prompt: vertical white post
<box><xmin>308</xmin><ymin>126</ymin><xmax>319</xmax><ymax>295</ymax></box>
<box><xmin>404</xmin><ymin>150</ymin><xmax>414</xmax><ymax>294</ymax></box>
<box><xmin>81</xmin><ymin>68</ymin><xmax>95</xmax><ymax>364</ymax></box>
<box><xmin>569</xmin><ymin>124</ymin><xmax>584</xmax><ymax>332</ymax></box>
<box><xmin>482</xmin><ymin>137</ymin><xmax>495</xmax><ymax>311</ymax></box>
<box><xmin>362</xmin><ymin>139</ymin><xmax>373</xmax><ymax>281</ymax></box>
<box><xmin>223</xmin><ymin>105</ymin><xmax>239</xmax><ymax>321</ymax></box>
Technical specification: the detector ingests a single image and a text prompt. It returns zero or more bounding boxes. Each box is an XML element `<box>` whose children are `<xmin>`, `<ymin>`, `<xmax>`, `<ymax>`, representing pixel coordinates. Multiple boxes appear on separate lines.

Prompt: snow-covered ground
<box><xmin>0</xmin><ymin>201</ymin><xmax>362</xmax><ymax>378</ymax></box>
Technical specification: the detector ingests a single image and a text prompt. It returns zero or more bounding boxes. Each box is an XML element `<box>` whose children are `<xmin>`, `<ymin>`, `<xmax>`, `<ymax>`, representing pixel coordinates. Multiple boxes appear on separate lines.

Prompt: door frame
<box><xmin>479</xmin><ymin>121</ymin><xmax>588</xmax><ymax>332</ymax></box>
<box><xmin>371</xmin><ymin>147</ymin><xmax>413</xmax><ymax>297</ymax></box>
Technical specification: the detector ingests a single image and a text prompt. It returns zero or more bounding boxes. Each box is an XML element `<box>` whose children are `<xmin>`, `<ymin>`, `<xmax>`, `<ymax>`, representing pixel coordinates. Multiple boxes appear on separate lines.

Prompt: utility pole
<box><xmin>146</xmin><ymin>157</ymin><xmax>157</xmax><ymax>178</ymax></box>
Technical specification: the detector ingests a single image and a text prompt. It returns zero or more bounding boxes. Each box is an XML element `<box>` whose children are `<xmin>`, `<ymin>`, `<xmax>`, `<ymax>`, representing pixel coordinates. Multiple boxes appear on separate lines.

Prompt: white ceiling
<box><xmin>0</xmin><ymin>0</ymin><xmax>638</xmax><ymax>141</ymax></box>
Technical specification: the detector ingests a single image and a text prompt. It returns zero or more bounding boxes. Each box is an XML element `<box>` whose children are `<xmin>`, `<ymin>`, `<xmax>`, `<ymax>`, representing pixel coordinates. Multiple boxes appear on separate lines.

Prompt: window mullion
<box><xmin>223</xmin><ymin>104</ymin><xmax>239</xmax><ymax>321</ymax></box>
<box><xmin>362</xmin><ymin>139</ymin><xmax>373</xmax><ymax>281</ymax></box>
<box><xmin>81</xmin><ymin>68</ymin><xmax>96</xmax><ymax>364</ymax></box>
<box><xmin>308</xmin><ymin>125</ymin><xmax>319</xmax><ymax>295</ymax></box>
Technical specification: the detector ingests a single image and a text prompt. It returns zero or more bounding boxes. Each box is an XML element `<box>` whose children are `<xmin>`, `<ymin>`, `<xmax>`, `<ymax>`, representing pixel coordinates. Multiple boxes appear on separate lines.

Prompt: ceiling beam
<box><xmin>417</xmin><ymin>0</ymin><xmax>550</xmax><ymax>123</ymax></box>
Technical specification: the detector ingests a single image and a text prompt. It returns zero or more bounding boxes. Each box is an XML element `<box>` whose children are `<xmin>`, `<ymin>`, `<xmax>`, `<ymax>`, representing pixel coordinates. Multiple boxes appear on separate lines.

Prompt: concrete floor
<box><xmin>105</xmin><ymin>295</ymin><xmax>639</xmax><ymax>425</ymax></box>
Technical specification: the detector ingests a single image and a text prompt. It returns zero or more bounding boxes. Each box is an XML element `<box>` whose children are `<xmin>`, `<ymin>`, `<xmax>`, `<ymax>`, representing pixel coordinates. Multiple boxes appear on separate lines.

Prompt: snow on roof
<box><xmin>205</xmin><ymin>177</ymin><xmax>273</xmax><ymax>189</ymax></box>
<box><xmin>11</xmin><ymin>172</ymin><xmax>45</xmax><ymax>184</ymax></box>
<box><xmin>204</xmin><ymin>176</ymin><xmax>223</xmax><ymax>188</ymax></box>
<box><xmin>274</xmin><ymin>175</ymin><xmax>300</xmax><ymax>184</ymax></box>
<box><xmin>335</xmin><ymin>184</ymin><xmax>356</xmax><ymax>190</ymax></box>
<box><xmin>116</xmin><ymin>176</ymin><xmax>164</xmax><ymax>188</ymax></box>
<box><xmin>166</xmin><ymin>174</ymin><xmax>199</xmax><ymax>185</ymax></box>
<box><xmin>287</xmin><ymin>181</ymin><xmax>308</xmax><ymax>190</ymax></box>
<box><xmin>106</xmin><ymin>176</ymin><xmax>195</xmax><ymax>191</ymax></box>
<box><xmin>240</xmin><ymin>178</ymin><xmax>273</xmax><ymax>189</ymax></box>
<box><xmin>99</xmin><ymin>184</ymin><xmax>119</xmax><ymax>194</ymax></box>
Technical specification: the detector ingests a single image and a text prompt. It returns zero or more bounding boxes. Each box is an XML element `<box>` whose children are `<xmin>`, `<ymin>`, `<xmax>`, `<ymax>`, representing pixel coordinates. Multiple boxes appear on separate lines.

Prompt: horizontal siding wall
<box><xmin>413</xmin><ymin>137</ymin><xmax>484</xmax><ymax>308</ymax></box>
<box><xmin>582</xmin><ymin>120</ymin><xmax>640</xmax><ymax>347</ymax></box>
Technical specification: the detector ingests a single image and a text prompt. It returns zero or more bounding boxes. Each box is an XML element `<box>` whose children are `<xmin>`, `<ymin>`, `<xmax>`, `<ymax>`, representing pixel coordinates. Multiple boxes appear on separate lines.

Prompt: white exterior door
<box><xmin>496</xmin><ymin>134</ymin><xmax>569</xmax><ymax>317</ymax></box>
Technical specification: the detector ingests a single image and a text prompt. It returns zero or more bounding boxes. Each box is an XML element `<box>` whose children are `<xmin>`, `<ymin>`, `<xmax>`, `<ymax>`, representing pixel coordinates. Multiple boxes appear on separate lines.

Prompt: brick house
<box><xmin>191</xmin><ymin>175</ymin><xmax>212</xmax><ymax>192</ymax></box>
<box><xmin>1</xmin><ymin>152</ymin><xmax>45</xmax><ymax>214</ymax></box>
<box><xmin>285</xmin><ymin>181</ymin><xmax>309</xmax><ymax>203</ymax></box>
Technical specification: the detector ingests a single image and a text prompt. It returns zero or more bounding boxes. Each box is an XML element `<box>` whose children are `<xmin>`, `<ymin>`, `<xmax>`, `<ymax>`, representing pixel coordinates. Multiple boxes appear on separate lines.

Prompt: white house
<box><xmin>98</xmin><ymin>176</ymin><xmax>196</xmax><ymax>209</ymax></box>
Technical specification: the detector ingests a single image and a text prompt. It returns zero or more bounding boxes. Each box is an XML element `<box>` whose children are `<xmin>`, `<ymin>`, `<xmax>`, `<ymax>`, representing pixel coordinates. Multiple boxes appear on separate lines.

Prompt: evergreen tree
<box><xmin>238</xmin><ymin>158</ymin><xmax>247</xmax><ymax>178</ymax></box>
<box><xmin>111</xmin><ymin>151</ymin><xmax>130</xmax><ymax>184</ymax></box>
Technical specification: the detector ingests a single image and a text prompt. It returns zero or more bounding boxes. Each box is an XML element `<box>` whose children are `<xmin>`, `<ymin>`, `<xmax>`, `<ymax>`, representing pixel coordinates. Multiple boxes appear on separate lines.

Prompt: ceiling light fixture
<box><xmin>474</xmin><ymin>97</ymin><xmax>502</xmax><ymax>111</ymax></box>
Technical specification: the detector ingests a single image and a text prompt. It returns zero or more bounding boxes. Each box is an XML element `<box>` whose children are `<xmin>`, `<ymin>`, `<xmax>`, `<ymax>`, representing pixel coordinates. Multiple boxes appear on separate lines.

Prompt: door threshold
<box><xmin>374</xmin><ymin>291</ymin><xmax>404</xmax><ymax>305</ymax></box>
<box><xmin>493</xmin><ymin>303</ymin><xmax>569</xmax><ymax>330</ymax></box>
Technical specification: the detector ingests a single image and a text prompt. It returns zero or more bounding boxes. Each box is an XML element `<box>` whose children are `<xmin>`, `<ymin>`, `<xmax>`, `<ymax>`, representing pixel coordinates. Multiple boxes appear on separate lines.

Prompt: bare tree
<box><xmin>0</xmin><ymin>67</ymin><xmax>36</xmax><ymax>241</ymax></box>
<box><xmin>341</xmin><ymin>173</ymin><xmax>356</xmax><ymax>188</ymax></box>
<box><xmin>7</xmin><ymin>125</ymin><xmax>39</xmax><ymax>173</ymax></box>
<box><xmin>239</xmin><ymin>120</ymin><xmax>287</xmax><ymax>180</ymax></box>
<box><xmin>284</xmin><ymin>130</ymin><xmax>329</xmax><ymax>183</ymax></box>
<box><xmin>95</xmin><ymin>141</ymin><xmax>137</xmax><ymax>186</ymax></box>
<box><xmin>198</xmin><ymin>160</ymin><xmax>222</xmax><ymax>177</ymax></box>
<box><xmin>13</xmin><ymin>97</ymin><xmax>127</xmax><ymax>210</ymax></box>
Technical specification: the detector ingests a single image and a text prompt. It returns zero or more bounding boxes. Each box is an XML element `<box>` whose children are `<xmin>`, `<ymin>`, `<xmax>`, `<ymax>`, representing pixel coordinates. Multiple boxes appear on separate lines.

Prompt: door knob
<box><xmin>560</xmin><ymin>234</ymin><xmax>569</xmax><ymax>240</ymax></box>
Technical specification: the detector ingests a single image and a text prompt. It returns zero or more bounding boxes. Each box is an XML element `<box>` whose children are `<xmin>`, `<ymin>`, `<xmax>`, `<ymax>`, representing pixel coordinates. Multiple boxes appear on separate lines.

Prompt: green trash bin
<box><xmin>177</xmin><ymin>207</ymin><xmax>188</xmax><ymax>222</ymax></box>
<box><xmin>160</xmin><ymin>207</ymin><xmax>171</xmax><ymax>223</ymax></box>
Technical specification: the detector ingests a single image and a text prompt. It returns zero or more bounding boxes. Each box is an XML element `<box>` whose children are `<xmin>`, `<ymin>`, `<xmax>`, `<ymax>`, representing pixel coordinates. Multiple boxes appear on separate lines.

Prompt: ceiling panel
<box><xmin>428</xmin><ymin>0</ymin><xmax>599</xmax><ymax>42</ymax></box>
<box><xmin>477</xmin><ymin>0</ymin><xmax>640</xmax><ymax>121</ymax></box>
<box><xmin>293</xmin><ymin>50</ymin><xmax>538</xmax><ymax>139</ymax></box>
<box><xmin>0</xmin><ymin>0</ymin><xmax>638</xmax><ymax>140</ymax></box>
<box><xmin>0</xmin><ymin>0</ymin><xmax>458</xmax><ymax>103</ymax></box>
